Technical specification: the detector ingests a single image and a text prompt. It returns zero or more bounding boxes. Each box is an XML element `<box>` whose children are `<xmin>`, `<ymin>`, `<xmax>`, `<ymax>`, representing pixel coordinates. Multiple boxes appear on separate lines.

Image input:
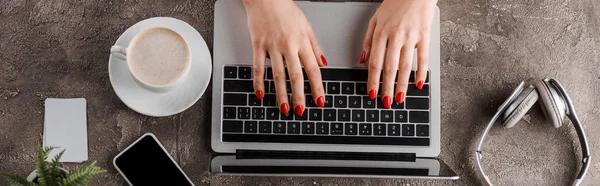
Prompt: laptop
<box><xmin>211</xmin><ymin>0</ymin><xmax>457</xmax><ymax>179</ymax></box>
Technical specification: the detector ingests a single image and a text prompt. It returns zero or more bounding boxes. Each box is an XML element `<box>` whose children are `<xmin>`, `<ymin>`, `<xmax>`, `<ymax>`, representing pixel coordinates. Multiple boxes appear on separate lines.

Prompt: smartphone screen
<box><xmin>114</xmin><ymin>134</ymin><xmax>193</xmax><ymax>186</ymax></box>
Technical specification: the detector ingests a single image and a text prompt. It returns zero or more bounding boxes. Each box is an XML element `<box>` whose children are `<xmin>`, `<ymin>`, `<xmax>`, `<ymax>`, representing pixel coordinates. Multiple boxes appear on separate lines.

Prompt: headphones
<box><xmin>475</xmin><ymin>78</ymin><xmax>591</xmax><ymax>186</ymax></box>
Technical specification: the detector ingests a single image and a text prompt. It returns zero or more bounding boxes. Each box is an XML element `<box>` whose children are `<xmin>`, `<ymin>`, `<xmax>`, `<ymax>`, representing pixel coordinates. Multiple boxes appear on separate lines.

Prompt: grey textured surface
<box><xmin>0</xmin><ymin>0</ymin><xmax>599</xmax><ymax>185</ymax></box>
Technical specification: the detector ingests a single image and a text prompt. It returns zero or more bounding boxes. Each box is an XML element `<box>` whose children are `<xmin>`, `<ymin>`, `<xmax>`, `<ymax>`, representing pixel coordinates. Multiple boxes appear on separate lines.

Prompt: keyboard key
<box><xmin>306</xmin><ymin>95</ymin><xmax>317</xmax><ymax>107</ymax></box>
<box><xmin>331</xmin><ymin>123</ymin><xmax>344</xmax><ymax>135</ymax></box>
<box><xmin>266</xmin><ymin>108</ymin><xmax>279</xmax><ymax>120</ymax></box>
<box><xmin>273</xmin><ymin>122</ymin><xmax>286</xmax><ymax>133</ymax></box>
<box><xmin>410</xmin><ymin>111</ymin><xmax>429</xmax><ymax>123</ymax></box>
<box><xmin>327</xmin><ymin>82</ymin><xmax>340</xmax><ymax>94</ymax></box>
<box><xmin>323</xmin><ymin>109</ymin><xmax>336</xmax><ymax>121</ymax></box>
<box><xmin>395</xmin><ymin>111</ymin><xmax>408</xmax><ymax>123</ymax></box>
<box><xmin>248</xmin><ymin>94</ymin><xmax>261</xmax><ymax>106</ymax></box>
<box><xmin>324</xmin><ymin>96</ymin><xmax>333</xmax><ymax>107</ymax></box>
<box><xmin>259</xmin><ymin>121</ymin><xmax>272</xmax><ymax>133</ymax></box>
<box><xmin>251</xmin><ymin>108</ymin><xmax>265</xmax><ymax>119</ymax></box>
<box><xmin>352</xmin><ymin>110</ymin><xmax>365</xmax><ymax>122</ymax></box>
<box><xmin>309</xmin><ymin>109</ymin><xmax>323</xmax><ymax>121</ymax></box>
<box><xmin>406</xmin><ymin>97</ymin><xmax>429</xmax><ymax>109</ymax></box>
<box><xmin>388</xmin><ymin>124</ymin><xmax>401</xmax><ymax>136</ymax></box>
<box><xmin>238</xmin><ymin>107</ymin><xmax>250</xmax><ymax>119</ymax></box>
<box><xmin>374</xmin><ymin>124</ymin><xmax>386</xmax><ymax>136</ymax></box>
<box><xmin>288</xmin><ymin>122</ymin><xmax>301</xmax><ymax>134</ymax></box>
<box><xmin>366</xmin><ymin>110</ymin><xmax>379</xmax><ymax>122</ymax></box>
<box><xmin>402</xmin><ymin>124</ymin><xmax>415</xmax><ymax>136</ymax></box>
<box><xmin>244</xmin><ymin>121</ymin><xmax>257</xmax><ymax>133</ymax></box>
<box><xmin>239</xmin><ymin>67</ymin><xmax>251</xmax><ymax>79</ymax></box>
<box><xmin>264</xmin><ymin>81</ymin><xmax>269</xmax><ymax>93</ymax></box>
<box><xmin>304</xmin><ymin>82</ymin><xmax>312</xmax><ymax>94</ymax></box>
<box><xmin>322</xmin><ymin>82</ymin><xmax>327</xmax><ymax>93</ymax></box>
<box><xmin>376</xmin><ymin>97</ymin><xmax>385</xmax><ymax>109</ymax></box>
<box><xmin>224</xmin><ymin>94</ymin><xmax>247</xmax><ymax>106</ymax></box>
<box><xmin>416</xmin><ymin>125</ymin><xmax>429</xmax><ymax>137</ymax></box>
<box><xmin>409</xmin><ymin>71</ymin><xmax>429</xmax><ymax>83</ymax></box>
<box><xmin>344</xmin><ymin>123</ymin><xmax>358</xmax><ymax>135</ymax></box>
<box><xmin>342</xmin><ymin>83</ymin><xmax>354</xmax><ymax>94</ymax></box>
<box><xmin>408</xmin><ymin>84</ymin><xmax>429</xmax><ymax>96</ymax></box>
<box><xmin>380</xmin><ymin>110</ymin><xmax>393</xmax><ymax>122</ymax></box>
<box><xmin>281</xmin><ymin>112</ymin><xmax>294</xmax><ymax>120</ymax></box>
<box><xmin>269</xmin><ymin>81</ymin><xmax>276</xmax><ymax>93</ymax></box>
<box><xmin>316</xmin><ymin>122</ymin><xmax>329</xmax><ymax>134</ymax></box>
<box><xmin>223</xmin><ymin>107</ymin><xmax>236</xmax><ymax>119</ymax></box>
<box><xmin>334</xmin><ymin>96</ymin><xmax>347</xmax><ymax>108</ymax></box>
<box><xmin>392</xmin><ymin>100</ymin><xmax>404</xmax><ymax>109</ymax></box>
<box><xmin>302</xmin><ymin>122</ymin><xmax>315</xmax><ymax>134</ymax></box>
<box><xmin>222</xmin><ymin>134</ymin><xmax>430</xmax><ymax>146</ymax></box>
<box><xmin>348</xmin><ymin>96</ymin><xmax>362</xmax><ymax>108</ymax></box>
<box><xmin>359</xmin><ymin>123</ymin><xmax>372</xmax><ymax>135</ymax></box>
<box><xmin>263</xmin><ymin>94</ymin><xmax>276</xmax><ymax>106</ymax></box>
<box><xmin>266</xmin><ymin>67</ymin><xmax>273</xmax><ymax>79</ymax></box>
<box><xmin>224</xmin><ymin>66</ymin><xmax>237</xmax><ymax>78</ymax></box>
<box><xmin>320</xmin><ymin>69</ymin><xmax>368</xmax><ymax>81</ymax></box>
<box><xmin>338</xmin><ymin>109</ymin><xmax>351</xmax><ymax>121</ymax></box>
<box><xmin>356</xmin><ymin>83</ymin><xmax>367</xmax><ymax>95</ymax></box>
<box><xmin>224</xmin><ymin>80</ymin><xmax>254</xmax><ymax>93</ymax></box>
<box><xmin>296</xmin><ymin>108</ymin><xmax>308</xmax><ymax>120</ymax></box>
<box><xmin>223</xmin><ymin>120</ymin><xmax>243</xmax><ymax>132</ymax></box>
<box><xmin>363</xmin><ymin>97</ymin><xmax>375</xmax><ymax>108</ymax></box>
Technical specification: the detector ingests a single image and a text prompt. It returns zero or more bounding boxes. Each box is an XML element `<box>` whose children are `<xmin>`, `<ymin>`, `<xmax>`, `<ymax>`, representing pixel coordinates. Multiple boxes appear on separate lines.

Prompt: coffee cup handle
<box><xmin>110</xmin><ymin>45</ymin><xmax>127</xmax><ymax>61</ymax></box>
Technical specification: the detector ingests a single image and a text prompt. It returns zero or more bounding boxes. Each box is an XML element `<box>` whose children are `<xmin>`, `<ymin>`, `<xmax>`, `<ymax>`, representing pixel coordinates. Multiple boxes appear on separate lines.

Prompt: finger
<box><xmin>270</xmin><ymin>51</ymin><xmax>290</xmax><ymax>114</ymax></box>
<box><xmin>395</xmin><ymin>45</ymin><xmax>415</xmax><ymax>104</ymax></box>
<box><xmin>361</xmin><ymin>15</ymin><xmax>377</xmax><ymax>64</ymax></box>
<box><xmin>381</xmin><ymin>35</ymin><xmax>403</xmax><ymax>109</ymax></box>
<box><xmin>252</xmin><ymin>42</ymin><xmax>266</xmax><ymax>100</ymax></box>
<box><xmin>284</xmin><ymin>48</ymin><xmax>306</xmax><ymax>116</ymax></box>
<box><xmin>307</xmin><ymin>28</ymin><xmax>327</xmax><ymax>67</ymax></box>
<box><xmin>366</xmin><ymin>27</ymin><xmax>386</xmax><ymax>100</ymax></box>
<box><xmin>299</xmin><ymin>43</ymin><xmax>325</xmax><ymax>108</ymax></box>
<box><xmin>415</xmin><ymin>31</ymin><xmax>431</xmax><ymax>90</ymax></box>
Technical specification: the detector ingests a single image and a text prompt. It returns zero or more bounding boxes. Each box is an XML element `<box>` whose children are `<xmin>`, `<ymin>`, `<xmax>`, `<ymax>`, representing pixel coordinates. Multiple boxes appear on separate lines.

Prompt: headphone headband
<box><xmin>475</xmin><ymin>79</ymin><xmax>590</xmax><ymax>186</ymax></box>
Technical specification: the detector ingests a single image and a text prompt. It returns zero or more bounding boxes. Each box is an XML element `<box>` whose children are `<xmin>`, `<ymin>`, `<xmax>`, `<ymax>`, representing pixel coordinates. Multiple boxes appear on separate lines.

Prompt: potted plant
<box><xmin>2</xmin><ymin>146</ymin><xmax>106</xmax><ymax>186</ymax></box>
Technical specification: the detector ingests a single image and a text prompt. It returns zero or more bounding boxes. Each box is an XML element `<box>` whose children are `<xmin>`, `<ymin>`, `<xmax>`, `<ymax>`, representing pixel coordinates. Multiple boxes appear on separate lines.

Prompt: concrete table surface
<box><xmin>1</xmin><ymin>0</ymin><xmax>599</xmax><ymax>185</ymax></box>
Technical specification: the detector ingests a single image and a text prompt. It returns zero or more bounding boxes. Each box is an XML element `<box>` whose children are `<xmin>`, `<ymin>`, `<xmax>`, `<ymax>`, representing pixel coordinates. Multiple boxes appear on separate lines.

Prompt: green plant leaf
<box><xmin>1</xmin><ymin>173</ymin><xmax>37</xmax><ymax>186</ymax></box>
<box><xmin>36</xmin><ymin>146</ymin><xmax>58</xmax><ymax>186</ymax></box>
<box><xmin>49</xmin><ymin>149</ymin><xmax>66</xmax><ymax>186</ymax></box>
<box><xmin>58</xmin><ymin>161</ymin><xmax>106</xmax><ymax>186</ymax></box>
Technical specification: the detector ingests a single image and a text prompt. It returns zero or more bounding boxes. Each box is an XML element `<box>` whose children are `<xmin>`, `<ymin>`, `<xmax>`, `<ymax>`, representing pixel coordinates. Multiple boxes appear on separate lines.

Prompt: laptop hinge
<box><xmin>236</xmin><ymin>150</ymin><xmax>416</xmax><ymax>162</ymax></box>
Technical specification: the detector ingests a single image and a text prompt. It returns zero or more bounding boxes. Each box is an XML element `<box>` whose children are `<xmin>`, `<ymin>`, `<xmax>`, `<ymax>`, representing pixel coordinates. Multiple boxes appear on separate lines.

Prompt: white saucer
<box><xmin>109</xmin><ymin>17</ymin><xmax>212</xmax><ymax>117</ymax></box>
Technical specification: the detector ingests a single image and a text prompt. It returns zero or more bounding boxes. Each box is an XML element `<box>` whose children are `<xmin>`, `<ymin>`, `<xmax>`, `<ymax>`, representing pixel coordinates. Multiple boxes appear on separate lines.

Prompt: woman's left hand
<box><xmin>361</xmin><ymin>0</ymin><xmax>437</xmax><ymax>108</ymax></box>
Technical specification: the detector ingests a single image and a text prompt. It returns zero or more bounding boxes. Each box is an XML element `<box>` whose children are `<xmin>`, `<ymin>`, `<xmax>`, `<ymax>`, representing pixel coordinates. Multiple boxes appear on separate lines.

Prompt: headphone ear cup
<box><xmin>503</xmin><ymin>88</ymin><xmax>539</xmax><ymax>128</ymax></box>
<box><xmin>534</xmin><ymin>80</ymin><xmax>562</xmax><ymax>128</ymax></box>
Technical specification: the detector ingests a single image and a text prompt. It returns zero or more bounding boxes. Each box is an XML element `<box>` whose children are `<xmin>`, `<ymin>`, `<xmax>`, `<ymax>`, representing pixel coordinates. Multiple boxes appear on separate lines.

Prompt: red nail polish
<box><xmin>255</xmin><ymin>90</ymin><xmax>264</xmax><ymax>100</ymax></box>
<box><xmin>416</xmin><ymin>81</ymin><xmax>424</xmax><ymax>90</ymax></box>
<box><xmin>321</xmin><ymin>55</ymin><xmax>328</xmax><ymax>66</ymax></box>
<box><xmin>295</xmin><ymin>105</ymin><xmax>305</xmax><ymax>116</ymax></box>
<box><xmin>368</xmin><ymin>90</ymin><xmax>376</xmax><ymax>100</ymax></box>
<box><xmin>317</xmin><ymin>96</ymin><xmax>325</xmax><ymax>107</ymax></box>
<box><xmin>280</xmin><ymin>103</ymin><xmax>289</xmax><ymax>114</ymax></box>
<box><xmin>395</xmin><ymin>92</ymin><xmax>405</xmax><ymax>104</ymax></box>
<box><xmin>359</xmin><ymin>51</ymin><xmax>366</xmax><ymax>64</ymax></box>
<box><xmin>383</xmin><ymin>96</ymin><xmax>392</xmax><ymax>109</ymax></box>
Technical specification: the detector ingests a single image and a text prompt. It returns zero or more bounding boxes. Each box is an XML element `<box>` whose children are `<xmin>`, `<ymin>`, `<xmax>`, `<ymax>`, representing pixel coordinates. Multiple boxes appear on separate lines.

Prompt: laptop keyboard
<box><xmin>221</xmin><ymin>66</ymin><xmax>431</xmax><ymax>146</ymax></box>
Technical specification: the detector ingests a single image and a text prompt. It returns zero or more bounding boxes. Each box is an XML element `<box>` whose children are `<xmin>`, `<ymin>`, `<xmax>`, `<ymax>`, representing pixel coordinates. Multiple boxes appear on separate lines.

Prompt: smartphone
<box><xmin>113</xmin><ymin>133</ymin><xmax>194</xmax><ymax>186</ymax></box>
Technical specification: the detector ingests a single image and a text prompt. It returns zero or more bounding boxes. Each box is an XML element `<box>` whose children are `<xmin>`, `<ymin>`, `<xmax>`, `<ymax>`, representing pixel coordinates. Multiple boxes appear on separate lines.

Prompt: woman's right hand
<box><xmin>243</xmin><ymin>0</ymin><xmax>327</xmax><ymax>116</ymax></box>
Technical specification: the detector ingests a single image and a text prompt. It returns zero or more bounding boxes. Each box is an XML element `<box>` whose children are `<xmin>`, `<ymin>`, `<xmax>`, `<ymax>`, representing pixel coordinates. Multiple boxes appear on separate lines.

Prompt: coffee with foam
<box><xmin>127</xmin><ymin>27</ymin><xmax>190</xmax><ymax>87</ymax></box>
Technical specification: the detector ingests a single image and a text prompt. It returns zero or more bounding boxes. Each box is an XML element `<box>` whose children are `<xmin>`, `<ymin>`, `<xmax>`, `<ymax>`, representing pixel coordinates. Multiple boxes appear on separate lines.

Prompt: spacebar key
<box><xmin>222</xmin><ymin>134</ymin><xmax>429</xmax><ymax>146</ymax></box>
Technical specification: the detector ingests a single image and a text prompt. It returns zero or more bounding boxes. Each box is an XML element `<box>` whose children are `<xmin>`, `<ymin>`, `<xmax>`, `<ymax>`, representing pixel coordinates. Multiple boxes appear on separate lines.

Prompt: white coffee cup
<box><xmin>110</xmin><ymin>27</ymin><xmax>191</xmax><ymax>93</ymax></box>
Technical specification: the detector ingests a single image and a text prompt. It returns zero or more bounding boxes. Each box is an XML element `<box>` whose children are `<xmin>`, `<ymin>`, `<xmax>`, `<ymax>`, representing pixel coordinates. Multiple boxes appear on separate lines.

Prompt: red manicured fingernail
<box><xmin>395</xmin><ymin>92</ymin><xmax>405</xmax><ymax>104</ymax></box>
<box><xmin>317</xmin><ymin>96</ymin><xmax>325</xmax><ymax>107</ymax></box>
<box><xmin>416</xmin><ymin>81</ymin><xmax>424</xmax><ymax>90</ymax></box>
<box><xmin>255</xmin><ymin>90</ymin><xmax>264</xmax><ymax>100</ymax></box>
<box><xmin>321</xmin><ymin>55</ymin><xmax>328</xmax><ymax>66</ymax></box>
<box><xmin>295</xmin><ymin>105</ymin><xmax>305</xmax><ymax>116</ymax></box>
<box><xmin>368</xmin><ymin>90</ymin><xmax>376</xmax><ymax>100</ymax></box>
<box><xmin>280</xmin><ymin>103</ymin><xmax>289</xmax><ymax>114</ymax></box>
<box><xmin>383</xmin><ymin>96</ymin><xmax>392</xmax><ymax>109</ymax></box>
<box><xmin>359</xmin><ymin>51</ymin><xmax>366</xmax><ymax>64</ymax></box>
